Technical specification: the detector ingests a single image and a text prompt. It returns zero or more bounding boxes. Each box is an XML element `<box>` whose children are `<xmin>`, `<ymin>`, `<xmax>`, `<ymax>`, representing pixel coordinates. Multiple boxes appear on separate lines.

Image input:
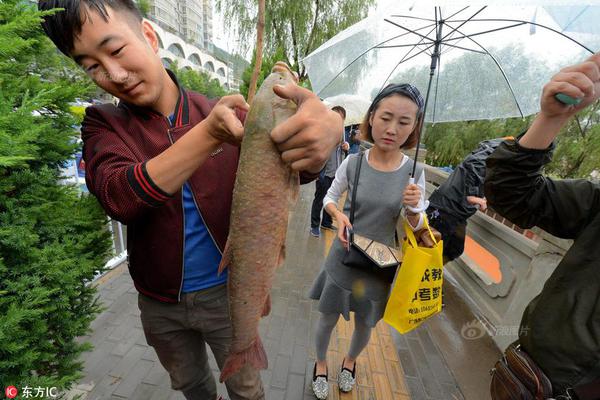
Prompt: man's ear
<box><xmin>141</xmin><ymin>20</ymin><xmax>159</xmax><ymax>53</ymax></box>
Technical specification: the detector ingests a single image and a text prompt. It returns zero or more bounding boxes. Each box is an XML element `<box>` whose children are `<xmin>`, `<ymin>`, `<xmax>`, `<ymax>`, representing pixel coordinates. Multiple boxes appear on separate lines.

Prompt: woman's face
<box><xmin>369</xmin><ymin>94</ymin><xmax>419</xmax><ymax>151</ymax></box>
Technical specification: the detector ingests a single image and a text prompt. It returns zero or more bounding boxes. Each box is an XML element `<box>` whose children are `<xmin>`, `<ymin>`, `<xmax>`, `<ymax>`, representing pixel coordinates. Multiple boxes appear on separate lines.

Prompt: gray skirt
<box><xmin>308</xmin><ymin>239</ymin><xmax>392</xmax><ymax>327</ymax></box>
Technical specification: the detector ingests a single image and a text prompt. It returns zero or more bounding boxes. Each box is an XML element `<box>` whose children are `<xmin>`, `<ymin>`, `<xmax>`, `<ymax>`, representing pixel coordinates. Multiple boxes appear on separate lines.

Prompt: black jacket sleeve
<box><xmin>484</xmin><ymin>137</ymin><xmax>600</xmax><ymax>240</ymax></box>
<box><xmin>462</xmin><ymin>138</ymin><xmax>505</xmax><ymax>198</ymax></box>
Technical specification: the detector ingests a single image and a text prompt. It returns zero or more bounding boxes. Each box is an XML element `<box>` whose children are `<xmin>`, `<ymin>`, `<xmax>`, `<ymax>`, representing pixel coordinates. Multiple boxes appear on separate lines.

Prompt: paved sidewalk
<box><xmin>71</xmin><ymin>184</ymin><xmax>494</xmax><ymax>400</ymax></box>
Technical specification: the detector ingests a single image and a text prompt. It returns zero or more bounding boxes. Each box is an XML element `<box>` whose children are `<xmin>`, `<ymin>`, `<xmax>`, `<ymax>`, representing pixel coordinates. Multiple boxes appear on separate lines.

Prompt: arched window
<box><xmin>217</xmin><ymin>67</ymin><xmax>226</xmax><ymax>77</ymax></box>
<box><xmin>167</xmin><ymin>43</ymin><xmax>185</xmax><ymax>59</ymax></box>
<box><xmin>204</xmin><ymin>61</ymin><xmax>215</xmax><ymax>72</ymax></box>
<box><xmin>188</xmin><ymin>54</ymin><xmax>202</xmax><ymax>66</ymax></box>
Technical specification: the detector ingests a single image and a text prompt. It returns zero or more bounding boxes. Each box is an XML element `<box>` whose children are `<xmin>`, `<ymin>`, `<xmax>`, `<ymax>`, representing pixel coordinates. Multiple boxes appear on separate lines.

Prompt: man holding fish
<box><xmin>38</xmin><ymin>1</ymin><xmax>342</xmax><ymax>399</ymax></box>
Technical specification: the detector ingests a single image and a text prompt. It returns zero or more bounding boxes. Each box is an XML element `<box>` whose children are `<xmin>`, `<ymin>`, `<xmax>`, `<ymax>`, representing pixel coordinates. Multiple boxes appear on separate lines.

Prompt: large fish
<box><xmin>219</xmin><ymin>62</ymin><xmax>300</xmax><ymax>382</ymax></box>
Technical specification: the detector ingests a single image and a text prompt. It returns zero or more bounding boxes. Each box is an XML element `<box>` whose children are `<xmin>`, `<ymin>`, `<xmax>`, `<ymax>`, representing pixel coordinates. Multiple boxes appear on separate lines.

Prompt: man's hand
<box><xmin>521</xmin><ymin>52</ymin><xmax>600</xmax><ymax>150</ymax></box>
<box><xmin>540</xmin><ymin>52</ymin><xmax>600</xmax><ymax>121</ymax></box>
<box><xmin>204</xmin><ymin>94</ymin><xmax>249</xmax><ymax>146</ymax></box>
<box><xmin>270</xmin><ymin>84</ymin><xmax>343</xmax><ymax>173</ymax></box>
<box><xmin>466</xmin><ymin>195</ymin><xmax>487</xmax><ymax>211</ymax></box>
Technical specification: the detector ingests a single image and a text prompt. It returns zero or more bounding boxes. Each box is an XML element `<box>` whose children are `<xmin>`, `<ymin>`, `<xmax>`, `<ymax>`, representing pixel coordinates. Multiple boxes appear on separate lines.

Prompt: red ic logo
<box><xmin>5</xmin><ymin>386</ymin><xmax>18</xmax><ymax>399</ymax></box>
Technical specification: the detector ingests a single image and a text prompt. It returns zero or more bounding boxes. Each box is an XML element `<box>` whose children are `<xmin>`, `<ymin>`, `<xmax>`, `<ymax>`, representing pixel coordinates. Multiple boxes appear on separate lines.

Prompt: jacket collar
<box><xmin>118</xmin><ymin>69</ymin><xmax>189</xmax><ymax>126</ymax></box>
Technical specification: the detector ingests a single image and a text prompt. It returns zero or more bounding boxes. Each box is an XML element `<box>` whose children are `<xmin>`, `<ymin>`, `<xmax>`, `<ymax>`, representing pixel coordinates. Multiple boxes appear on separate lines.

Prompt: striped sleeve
<box><xmin>126</xmin><ymin>162</ymin><xmax>173</xmax><ymax>207</ymax></box>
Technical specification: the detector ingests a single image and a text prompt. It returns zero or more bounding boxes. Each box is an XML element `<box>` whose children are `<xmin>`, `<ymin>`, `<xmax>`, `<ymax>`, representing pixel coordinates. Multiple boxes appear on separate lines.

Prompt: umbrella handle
<box><xmin>555</xmin><ymin>93</ymin><xmax>582</xmax><ymax>106</ymax></box>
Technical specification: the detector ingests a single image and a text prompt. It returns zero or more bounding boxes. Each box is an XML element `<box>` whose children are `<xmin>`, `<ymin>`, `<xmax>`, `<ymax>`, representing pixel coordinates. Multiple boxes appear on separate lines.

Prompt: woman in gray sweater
<box><xmin>309</xmin><ymin>84</ymin><xmax>427</xmax><ymax>399</ymax></box>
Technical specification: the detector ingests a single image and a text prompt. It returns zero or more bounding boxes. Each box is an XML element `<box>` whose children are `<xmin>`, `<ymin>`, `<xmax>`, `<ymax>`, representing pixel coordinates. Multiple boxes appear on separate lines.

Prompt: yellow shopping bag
<box><xmin>383</xmin><ymin>217</ymin><xmax>444</xmax><ymax>334</ymax></box>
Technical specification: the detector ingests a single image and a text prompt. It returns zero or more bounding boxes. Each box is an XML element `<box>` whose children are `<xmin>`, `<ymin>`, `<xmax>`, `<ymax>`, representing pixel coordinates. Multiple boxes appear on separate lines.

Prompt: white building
<box><xmin>148</xmin><ymin>20</ymin><xmax>239</xmax><ymax>91</ymax></box>
<box><xmin>148</xmin><ymin>0</ymin><xmax>213</xmax><ymax>50</ymax></box>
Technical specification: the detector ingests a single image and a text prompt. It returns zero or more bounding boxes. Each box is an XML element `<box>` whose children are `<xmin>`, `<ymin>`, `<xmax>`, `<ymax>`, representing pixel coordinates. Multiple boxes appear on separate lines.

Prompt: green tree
<box><xmin>136</xmin><ymin>0</ymin><xmax>150</xmax><ymax>18</ymax></box>
<box><xmin>166</xmin><ymin>60</ymin><xmax>230</xmax><ymax>98</ymax></box>
<box><xmin>0</xmin><ymin>0</ymin><xmax>112</xmax><ymax>390</ymax></box>
<box><xmin>216</xmin><ymin>0</ymin><xmax>374</xmax><ymax>81</ymax></box>
<box><xmin>238</xmin><ymin>46</ymin><xmax>288</xmax><ymax>99</ymax></box>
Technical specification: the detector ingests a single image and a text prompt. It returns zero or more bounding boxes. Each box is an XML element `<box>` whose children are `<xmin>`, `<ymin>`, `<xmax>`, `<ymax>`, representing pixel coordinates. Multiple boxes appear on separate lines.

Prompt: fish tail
<box><xmin>219</xmin><ymin>336</ymin><xmax>268</xmax><ymax>382</ymax></box>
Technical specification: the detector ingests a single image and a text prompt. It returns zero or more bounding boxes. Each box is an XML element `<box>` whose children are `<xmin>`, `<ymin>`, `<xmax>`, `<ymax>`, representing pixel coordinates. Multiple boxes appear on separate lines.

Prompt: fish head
<box><xmin>272</xmin><ymin>62</ymin><xmax>298</xmax><ymax>84</ymax></box>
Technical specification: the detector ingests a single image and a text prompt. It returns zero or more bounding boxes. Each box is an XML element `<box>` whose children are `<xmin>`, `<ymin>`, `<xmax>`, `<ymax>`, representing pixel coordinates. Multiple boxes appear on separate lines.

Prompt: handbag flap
<box><xmin>353</xmin><ymin>233</ymin><xmax>402</xmax><ymax>267</ymax></box>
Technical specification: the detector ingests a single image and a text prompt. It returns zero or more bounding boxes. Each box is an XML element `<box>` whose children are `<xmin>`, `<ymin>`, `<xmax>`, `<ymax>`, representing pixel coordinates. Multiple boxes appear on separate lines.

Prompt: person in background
<box><xmin>310</xmin><ymin>106</ymin><xmax>349</xmax><ymax>237</ymax></box>
<box><xmin>344</xmin><ymin>124</ymin><xmax>361</xmax><ymax>155</ymax></box>
<box><xmin>426</xmin><ymin>137</ymin><xmax>511</xmax><ymax>263</ymax></box>
<box><xmin>485</xmin><ymin>53</ymin><xmax>600</xmax><ymax>398</ymax></box>
<box><xmin>308</xmin><ymin>83</ymin><xmax>427</xmax><ymax>399</ymax></box>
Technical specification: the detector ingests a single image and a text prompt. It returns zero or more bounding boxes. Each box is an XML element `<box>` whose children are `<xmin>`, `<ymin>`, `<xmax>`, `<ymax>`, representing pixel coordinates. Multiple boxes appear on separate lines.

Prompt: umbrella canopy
<box><xmin>303</xmin><ymin>2</ymin><xmax>600</xmax><ymax>124</ymax></box>
<box><xmin>323</xmin><ymin>94</ymin><xmax>371</xmax><ymax>125</ymax></box>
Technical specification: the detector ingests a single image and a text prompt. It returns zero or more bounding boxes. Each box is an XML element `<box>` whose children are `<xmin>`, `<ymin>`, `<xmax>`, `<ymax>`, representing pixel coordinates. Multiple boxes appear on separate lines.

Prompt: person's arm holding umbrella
<box><xmin>485</xmin><ymin>52</ymin><xmax>600</xmax><ymax>237</ymax></box>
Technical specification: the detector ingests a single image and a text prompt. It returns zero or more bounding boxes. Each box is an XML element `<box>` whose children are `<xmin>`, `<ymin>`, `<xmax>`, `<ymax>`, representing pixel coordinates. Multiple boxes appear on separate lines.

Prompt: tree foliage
<box><xmin>0</xmin><ymin>0</ymin><xmax>112</xmax><ymax>390</ymax></box>
<box><xmin>424</xmin><ymin>103</ymin><xmax>600</xmax><ymax>181</ymax></box>
<box><xmin>168</xmin><ymin>61</ymin><xmax>230</xmax><ymax>98</ymax></box>
<box><xmin>216</xmin><ymin>0</ymin><xmax>374</xmax><ymax>80</ymax></box>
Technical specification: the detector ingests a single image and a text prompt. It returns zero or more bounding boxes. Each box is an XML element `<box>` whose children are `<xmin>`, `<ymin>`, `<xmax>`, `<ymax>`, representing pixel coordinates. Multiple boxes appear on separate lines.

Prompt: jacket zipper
<box><xmin>188</xmin><ymin>182</ymin><xmax>223</xmax><ymax>257</ymax></box>
<box><xmin>166</xmin><ymin>127</ymin><xmax>186</xmax><ymax>302</ymax></box>
<box><xmin>167</xmin><ymin>124</ymin><xmax>224</xmax><ymax>301</ymax></box>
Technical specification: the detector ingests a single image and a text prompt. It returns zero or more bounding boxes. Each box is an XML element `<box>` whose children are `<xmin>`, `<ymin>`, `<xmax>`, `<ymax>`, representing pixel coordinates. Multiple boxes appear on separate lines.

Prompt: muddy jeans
<box><xmin>138</xmin><ymin>284</ymin><xmax>265</xmax><ymax>400</ymax></box>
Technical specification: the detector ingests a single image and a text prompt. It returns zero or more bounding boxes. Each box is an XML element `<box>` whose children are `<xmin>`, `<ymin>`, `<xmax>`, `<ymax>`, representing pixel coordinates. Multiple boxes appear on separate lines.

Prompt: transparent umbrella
<box><xmin>303</xmin><ymin>1</ymin><xmax>600</xmax><ymax>175</ymax></box>
<box><xmin>323</xmin><ymin>94</ymin><xmax>372</xmax><ymax>126</ymax></box>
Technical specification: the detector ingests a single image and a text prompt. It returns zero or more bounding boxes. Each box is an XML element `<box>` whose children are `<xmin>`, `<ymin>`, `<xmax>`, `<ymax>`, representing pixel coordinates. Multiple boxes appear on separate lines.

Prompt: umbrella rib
<box><xmin>447</xmin><ymin>18</ymin><xmax>594</xmax><ymax>53</ymax></box>
<box><xmin>561</xmin><ymin>6</ymin><xmax>589</xmax><ymax>32</ymax></box>
<box><xmin>438</xmin><ymin>42</ymin><xmax>486</xmax><ymax>55</ymax></box>
<box><xmin>442</xmin><ymin>22</ymin><xmax>528</xmax><ymax>43</ymax></box>
<box><xmin>390</xmin><ymin>14</ymin><xmax>436</xmax><ymax>22</ymax></box>
<box><xmin>440</xmin><ymin>6</ymin><xmax>487</xmax><ymax>42</ymax></box>
<box><xmin>314</xmin><ymin>23</ymin><xmax>437</xmax><ymax>96</ymax></box>
<box><xmin>384</xmin><ymin>18</ymin><xmax>435</xmax><ymax>43</ymax></box>
<box><xmin>452</xmin><ymin>26</ymin><xmax>524</xmax><ymax>118</ymax></box>
<box><xmin>377</xmin><ymin>25</ymin><xmax>439</xmax><ymax>94</ymax></box>
<box><xmin>377</xmin><ymin>43</ymin><xmax>439</xmax><ymax>49</ymax></box>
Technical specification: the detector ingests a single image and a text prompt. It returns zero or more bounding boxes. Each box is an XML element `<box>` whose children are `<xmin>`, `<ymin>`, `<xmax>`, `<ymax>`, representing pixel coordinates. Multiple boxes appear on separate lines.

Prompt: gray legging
<box><xmin>315</xmin><ymin>312</ymin><xmax>372</xmax><ymax>361</ymax></box>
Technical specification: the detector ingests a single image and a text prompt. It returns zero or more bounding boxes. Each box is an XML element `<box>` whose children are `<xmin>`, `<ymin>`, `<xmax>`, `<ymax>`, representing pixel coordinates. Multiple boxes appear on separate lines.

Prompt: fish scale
<box><xmin>219</xmin><ymin>62</ymin><xmax>299</xmax><ymax>382</ymax></box>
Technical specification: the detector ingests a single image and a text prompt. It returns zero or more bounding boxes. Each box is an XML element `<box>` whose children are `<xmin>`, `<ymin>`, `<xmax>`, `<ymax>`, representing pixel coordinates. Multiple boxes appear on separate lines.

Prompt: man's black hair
<box><xmin>38</xmin><ymin>0</ymin><xmax>143</xmax><ymax>56</ymax></box>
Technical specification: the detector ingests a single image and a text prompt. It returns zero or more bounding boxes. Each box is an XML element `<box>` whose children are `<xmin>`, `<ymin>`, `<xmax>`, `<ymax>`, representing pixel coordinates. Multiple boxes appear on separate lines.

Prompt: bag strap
<box><xmin>348</xmin><ymin>152</ymin><xmax>364</xmax><ymax>225</ymax></box>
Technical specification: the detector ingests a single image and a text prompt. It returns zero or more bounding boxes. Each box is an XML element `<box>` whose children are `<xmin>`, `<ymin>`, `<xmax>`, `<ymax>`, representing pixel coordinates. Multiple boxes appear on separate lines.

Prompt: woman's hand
<box><xmin>335</xmin><ymin>211</ymin><xmax>353</xmax><ymax>249</ymax></box>
<box><xmin>403</xmin><ymin>183</ymin><xmax>421</xmax><ymax>208</ymax></box>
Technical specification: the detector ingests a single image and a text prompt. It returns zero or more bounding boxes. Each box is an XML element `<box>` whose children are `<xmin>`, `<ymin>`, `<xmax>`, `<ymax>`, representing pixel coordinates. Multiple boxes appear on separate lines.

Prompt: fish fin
<box><xmin>288</xmin><ymin>172</ymin><xmax>300</xmax><ymax>206</ymax></box>
<box><xmin>219</xmin><ymin>336</ymin><xmax>268</xmax><ymax>383</ymax></box>
<box><xmin>277</xmin><ymin>244</ymin><xmax>286</xmax><ymax>268</ymax></box>
<box><xmin>217</xmin><ymin>240</ymin><xmax>232</xmax><ymax>275</ymax></box>
<box><xmin>261</xmin><ymin>293</ymin><xmax>271</xmax><ymax>317</ymax></box>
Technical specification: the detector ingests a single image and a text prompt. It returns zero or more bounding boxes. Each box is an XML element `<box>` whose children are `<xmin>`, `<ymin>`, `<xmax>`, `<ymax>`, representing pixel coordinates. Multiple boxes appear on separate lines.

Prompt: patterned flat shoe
<box><xmin>338</xmin><ymin>359</ymin><xmax>356</xmax><ymax>392</ymax></box>
<box><xmin>312</xmin><ymin>362</ymin><xmax>328</xmax><ymax>399</ymax></box>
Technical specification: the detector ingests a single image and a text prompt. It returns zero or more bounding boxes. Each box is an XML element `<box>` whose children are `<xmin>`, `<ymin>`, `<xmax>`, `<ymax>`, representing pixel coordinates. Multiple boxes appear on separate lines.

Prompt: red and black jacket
<box><xmin>82</xmin><ymin>78</ymin><xmax>239</xmax><ymax>302</ymax></box>
<box><xmin>82</xmin><ymin>72</ymin><xmax>316</xmax><ymax>303</ymax></box>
